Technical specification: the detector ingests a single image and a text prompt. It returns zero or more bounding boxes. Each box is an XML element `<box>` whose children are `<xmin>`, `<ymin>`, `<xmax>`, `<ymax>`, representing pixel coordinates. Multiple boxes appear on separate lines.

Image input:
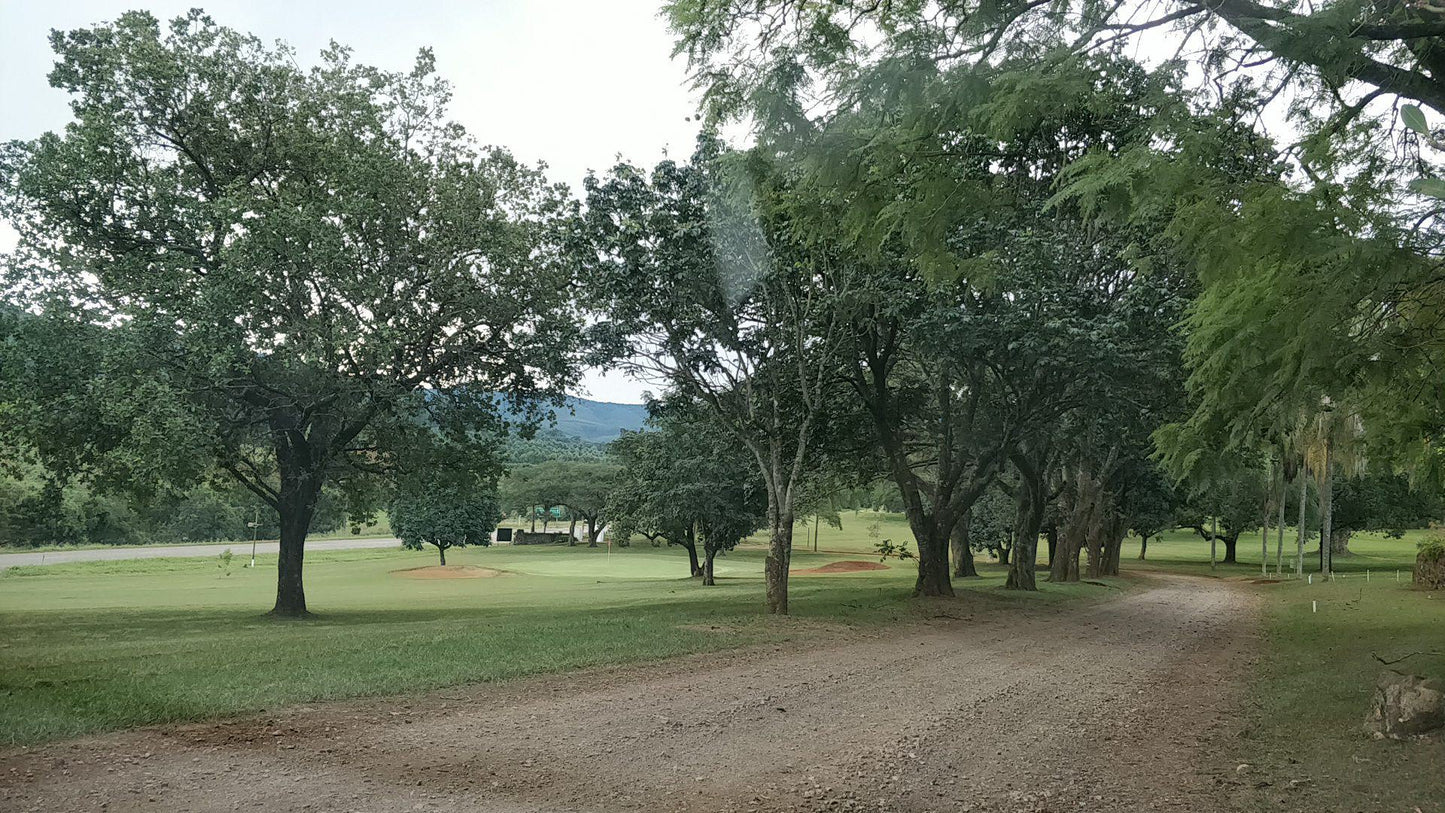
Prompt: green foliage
<box><xmin>0</xmin><ymin>11</ymin><xmax>583</xmax><ymax>610</ymax></box>
<box><xmin>969</xmin><ymin>486</ymin><xmax>1019</xmax><ymax>558</ymax></box>
<box><xmin>872</xmin><ymin>539</ymin><xmax>914</xmax><ymax>562</ymax></box>
<box><xmin>1401</xmin><ymin>105</ymin><xmax>1430</xmax><ymax>137</ymax></box>
<box><xmin>1332</xmin><ymin>473</ymin><xmax>1441</xmax><ymax>539</ymax></box>
<box><xmin>390</xmin><ymin>477</ymin><xmax>500</xmax><ymax>562</ymax></box>
<box><xmin>609</xmin><ymin>399</ymin><xmax>766</xmax><ymax>565</ymax></box>
<box><xmin>1417</xmin><ymin>535</ymin><xmax>1445</xmax><ymax>560</ymax></box>
<box><xmin>505</xmin><ymin>429</ymin><xmax>608</xmax><ymax>465</ymax></box>
<box><xmin>500</xmin><ymin>460</ymin><xmax>619</xmax><ymax>543</ymax></box>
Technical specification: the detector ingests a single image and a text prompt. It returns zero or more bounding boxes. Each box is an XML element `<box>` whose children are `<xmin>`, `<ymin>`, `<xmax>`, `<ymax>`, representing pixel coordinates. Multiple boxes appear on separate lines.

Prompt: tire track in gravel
<box><xmin>0</xmin><ymin>574</ymin><xmax>1257</xmax><ymax>813</ymax></box>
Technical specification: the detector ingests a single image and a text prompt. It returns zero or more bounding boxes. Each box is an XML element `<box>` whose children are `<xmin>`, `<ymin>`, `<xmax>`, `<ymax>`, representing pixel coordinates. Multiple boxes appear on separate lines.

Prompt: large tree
<box><xmin>609</xmin><ymin>401</ymin><xmax>764</xmax><ymax>579</ymax></box>
<box><xmin>578</xmin><ymin>137</ymin><xmax>850</xmax><ymax>614</ymax></box>
<box><xmin>391</xmin><ymin>475</ymin><xmax>501</xmax><ymax>566</ymax></box>
<box><xmin>0</xmin><ymin>12</ymin><xmax>581</xmax><ymax>615</ymax></box>
<box><xmin>669</xmin><ymin>0</ymin><xmax>1445</xmax><ymax>525</ymax></box>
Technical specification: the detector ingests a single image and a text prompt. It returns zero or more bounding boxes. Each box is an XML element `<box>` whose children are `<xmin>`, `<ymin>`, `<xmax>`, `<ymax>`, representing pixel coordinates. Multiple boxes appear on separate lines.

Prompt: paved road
<box><xmin>0</xmin><ymin>537</ymin><xmax>402</xmax><ymax>570</ymax></box>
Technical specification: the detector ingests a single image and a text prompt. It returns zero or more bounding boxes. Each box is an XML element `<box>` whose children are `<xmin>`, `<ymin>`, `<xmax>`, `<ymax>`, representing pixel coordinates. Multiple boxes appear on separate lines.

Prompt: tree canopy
<box><xmin>0</xmin><ymin>11</ymin><xmax>582</xmax><ymax>614</ymax></box>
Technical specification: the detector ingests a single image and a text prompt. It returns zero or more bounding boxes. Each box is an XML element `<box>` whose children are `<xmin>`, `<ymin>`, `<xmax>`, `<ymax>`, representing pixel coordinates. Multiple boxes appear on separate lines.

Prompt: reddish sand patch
<box><xmin>392</xmin><ymin>565</ymin><xmax>502</xmax><ymax>580</ymax></box>
<box><xmin>791</xmin><ymin>560</ymin><xmax>889</xmax><ymax>575</ymax></box>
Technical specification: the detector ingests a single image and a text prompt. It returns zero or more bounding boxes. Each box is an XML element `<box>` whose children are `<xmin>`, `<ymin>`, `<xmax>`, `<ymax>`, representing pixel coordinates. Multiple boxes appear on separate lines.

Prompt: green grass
<box><xmin>0</xmin><ymin>539</ymin><xmax>1116</xmax><ymax>746</ymax></box>
<box><xmin>5</xmin><ymin>509</ymin><xmax>1433</xmax><ymax>774</ymax></box>
<box><xmin>1129</xmin><ymin>526</ymin><xmax>1428</xmax><ymax>578</ymax></box>
<box><xmin>1232</xmin><ymin>575</ymin><xmax>1445</xmax><ymax>811</ymax></box>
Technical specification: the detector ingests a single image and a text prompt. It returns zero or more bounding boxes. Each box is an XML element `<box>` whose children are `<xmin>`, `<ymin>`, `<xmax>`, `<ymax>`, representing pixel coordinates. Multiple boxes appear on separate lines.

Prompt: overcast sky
<box><xmin>0</xmin><ymin>0</ymin><xmax>697</xmax><ymax>404</ymax></box>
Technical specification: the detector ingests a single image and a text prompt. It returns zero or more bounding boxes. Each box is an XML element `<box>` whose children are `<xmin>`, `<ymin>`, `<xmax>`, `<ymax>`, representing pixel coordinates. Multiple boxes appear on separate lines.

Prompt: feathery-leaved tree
<box><xmin>578</xmin><ymin>137</ymin><xmax>850</xmax><ymax>614</ymax></box>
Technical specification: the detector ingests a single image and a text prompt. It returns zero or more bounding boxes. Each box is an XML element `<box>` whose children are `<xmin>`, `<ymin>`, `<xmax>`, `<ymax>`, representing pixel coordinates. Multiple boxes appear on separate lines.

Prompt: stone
<box><xmin>1364</xmin><ymin>670</ymin><xmax>1445</xmax><ymax>739</ymax></box>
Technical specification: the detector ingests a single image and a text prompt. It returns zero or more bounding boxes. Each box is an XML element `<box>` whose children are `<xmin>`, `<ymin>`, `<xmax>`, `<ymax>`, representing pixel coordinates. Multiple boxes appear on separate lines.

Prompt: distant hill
<box><xmin>548</xmin><ymin>397</ymin><xmax>648</xmax><ymax>444</ymax></box>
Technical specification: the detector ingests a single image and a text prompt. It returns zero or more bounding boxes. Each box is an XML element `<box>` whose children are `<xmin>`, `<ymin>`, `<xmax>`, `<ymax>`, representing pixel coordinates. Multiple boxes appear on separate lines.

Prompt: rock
<box><xmin>1364</xmin><ymin>670</ymin><xmax>1445</xmax><ymax>739</ymax></box>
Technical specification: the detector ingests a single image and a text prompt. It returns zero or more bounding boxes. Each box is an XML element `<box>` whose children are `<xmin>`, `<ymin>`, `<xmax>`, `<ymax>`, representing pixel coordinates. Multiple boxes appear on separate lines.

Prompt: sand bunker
<box><xmin>392</xmin><ymin>565</ymin><xmax>502</xmax><ymax>580</ymax></box>
<box><xmin>791</xmin><ymin>560</ymin><xmax>889</xmax><ymax>575</ymax></box>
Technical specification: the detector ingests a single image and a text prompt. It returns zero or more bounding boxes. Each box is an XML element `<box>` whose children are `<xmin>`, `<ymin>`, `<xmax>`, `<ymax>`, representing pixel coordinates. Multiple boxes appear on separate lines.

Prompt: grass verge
<box><xmin>0</xmin><ymin>542</ymin><xmax>1122</xmax><ymax>746</ymax></box>
<box><xmin>1228</xmin><ymin>577</ymin><xmax>1445</xmax><ymax>812</ymax></box>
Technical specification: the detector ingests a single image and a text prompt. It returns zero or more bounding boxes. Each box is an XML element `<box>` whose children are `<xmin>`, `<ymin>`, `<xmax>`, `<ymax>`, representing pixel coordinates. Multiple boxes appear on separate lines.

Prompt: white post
<box><xmin>248</xmin><ymin>506</ymin><xmax>259</xmax><ymax>568</ymax></box>
<box><xmin>1312</xmin><ymin>600</ymin><xmax>1317</xmax><ymax>613</ymax></box>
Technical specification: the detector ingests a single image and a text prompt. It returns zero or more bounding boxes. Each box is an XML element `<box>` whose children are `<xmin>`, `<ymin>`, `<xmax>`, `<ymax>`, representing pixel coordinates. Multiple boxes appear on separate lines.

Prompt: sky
<box><xmin>0</xmin><ymin>0</ymin><xmax>698</xmax><ymax>404</ymax></box>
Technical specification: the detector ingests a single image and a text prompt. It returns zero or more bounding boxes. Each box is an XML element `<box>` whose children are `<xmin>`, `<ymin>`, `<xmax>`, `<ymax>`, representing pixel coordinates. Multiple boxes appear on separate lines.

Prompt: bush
<box><xmin>1415</xmin><ymin>536</ymin><xmax>1445</xmax><ymax>590</ymax></box>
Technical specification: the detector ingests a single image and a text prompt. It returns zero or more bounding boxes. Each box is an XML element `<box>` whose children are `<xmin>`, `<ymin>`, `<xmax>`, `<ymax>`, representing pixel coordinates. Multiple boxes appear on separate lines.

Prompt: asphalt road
<box><xmin>0</xmin><ymin>536</ymin><xmax>402</xmax><ymax>570</ymax></box>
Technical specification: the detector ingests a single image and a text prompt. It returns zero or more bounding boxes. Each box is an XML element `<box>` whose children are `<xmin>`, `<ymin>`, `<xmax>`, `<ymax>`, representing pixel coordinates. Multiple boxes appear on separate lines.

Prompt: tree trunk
<box><xmin>1330</xmin><ymin>528</ymin><xmax>1351</xmax><ymax>557</ymax></box>
<box><xmin>683</xmin><ymin>526</ymin><xmax>702</xmax><ymax>577</ymax></box>
<box><xmin>1262</xmin><ymin>462</ymin><xmax>1271</xmax><ymax>578</ymax></box>
<box><xmin>1295</xmin><ymin>464</ymin><xmax>1308</xmax><ymax>578</ymax></box>
<box><xmin>436</xmin><ymin>544</ymin><xmax>447</xmax><ymax>566</ymax></box>
<box><xmin>1138</xmin><ymin>534</ymin><xmax>1149</xmax><ymax>560</ymax></box>
<box><xmin>1220</xmin><ymin>535</ymin><xmax>1238</xmax><ymax>564</ymax></box>
<box><xmin>530</xmin><ymin>508</ymin><xmax>536</xmax><ymax>533</ymax></box>
<box><xmin>1006</xmin><ymin>465</ymin><xmax>1044</xmax><ymax>591</ymax></box>
<box><xmin>1210</xmin><ymin>516</ymin><xmax>1217</xmax><ymax>570</ymax></box>
<box><xmin>1084</xmin><ymin>526</ymin><xmax>1104</xmax><ymax>579</ymax></box>
<box><xmin>764</xmin><ymin>512</ymin><xmax>792</xmax><ymax>614</ymax></box>
<box><xmin>997</xmin><ymin>544</ymin><xmax>1010</xmax><ymax>565</ymax></box>
<box><xmin>703</xmin><ymin>546</ymin><xmax>716</xmax><ymax>586</ymax></box>
<box><xmin>913</xmin><ymin>524</ymin><xmax>955</xmax><ymax>597</ymax></box>
<box><xmin>1051</xmin><ymin>484</ymin><xmax>1082</xmax><ymax>583</ymax></box>
<box><xmin>951</xmin><ymin>514</ymin><xmax>977</xmax><ymax>578</ymax></box>
<box><xmin>1100</xmin><ymin>522</ymin><xmax>1124</xmax><ymax>576</ymax></box>
<box><xmin>1046</xmin><ymin>526</ymin><xmax>1058</xmax><ymax>567</ymax></box>
<box><xmin>1320</xmin><ymin>439</ymin><xmax>1334</xmax><ymax>575</ymax></box>
<box><xmin>270</xmin><ymin>452</ymin><xmax>322</xmax><ymax>618</ymax></box>
<box><xmin>587</xmin><ymin>515</ymin><xmax>599</xmax><ymax>547</ymax></box>
<box><xmin>568</xmin><ymin>516</ymin><xmax>577</xmax><ymax>545</ymax></box>
<box><xmin>1276</xmin><ymin>466</ymin><xmax>1287</xmax><ymax>576</ymax></box>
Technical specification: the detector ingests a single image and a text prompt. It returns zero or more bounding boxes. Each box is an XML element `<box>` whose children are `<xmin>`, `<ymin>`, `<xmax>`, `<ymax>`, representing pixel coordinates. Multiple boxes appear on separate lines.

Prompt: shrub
<box><xmin>1415</xmin><ymin>536</ymin><xmax>1445</xmax><ymax>590</ymax></box>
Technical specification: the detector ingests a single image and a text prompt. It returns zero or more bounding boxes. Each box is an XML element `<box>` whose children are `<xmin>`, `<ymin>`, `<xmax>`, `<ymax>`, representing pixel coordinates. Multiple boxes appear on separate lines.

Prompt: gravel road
<box><xmin>0</xmin><ymin>574</ymin><xmax>1259</xmax><ymax>812</ymax></box>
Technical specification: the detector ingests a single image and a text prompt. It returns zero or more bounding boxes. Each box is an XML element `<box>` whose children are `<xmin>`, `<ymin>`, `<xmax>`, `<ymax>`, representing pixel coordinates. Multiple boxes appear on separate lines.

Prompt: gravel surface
<box><xmin>0</xmin><ymin>574</ymin><xmax>1259</xmax><ymax>812</ymax></box>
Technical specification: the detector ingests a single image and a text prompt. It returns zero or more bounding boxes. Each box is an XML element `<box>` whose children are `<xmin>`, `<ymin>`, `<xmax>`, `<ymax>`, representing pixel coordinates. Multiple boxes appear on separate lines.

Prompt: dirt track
<box><xmin>0</xmin><ymin>575</ymin><xmax>1258</xmax><ymax>812</ymax></box>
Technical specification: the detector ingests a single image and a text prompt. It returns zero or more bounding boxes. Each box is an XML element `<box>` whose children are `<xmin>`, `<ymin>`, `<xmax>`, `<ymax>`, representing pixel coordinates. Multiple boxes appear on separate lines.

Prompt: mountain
<box><xmin>548</xmin><ymin>397</ymin><xmax>648</xmax><ymax>444</ymax></box>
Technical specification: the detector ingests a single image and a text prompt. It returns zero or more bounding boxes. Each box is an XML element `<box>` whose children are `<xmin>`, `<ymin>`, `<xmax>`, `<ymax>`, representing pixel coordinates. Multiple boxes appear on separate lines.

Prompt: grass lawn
<box><xmin>1230</xmin><ymin>575</ymin><xmax>1445</xmax><ymax>811</ymax></box>
<box><xmin>1132</xmin><ymin>525</ymin><xmax>1431</xmax><ymax>578</ymax></box>
<box><xmin>0</xmin><ymin>538</ymin><xmax>1114</xmax><ymax>746</ymax></box>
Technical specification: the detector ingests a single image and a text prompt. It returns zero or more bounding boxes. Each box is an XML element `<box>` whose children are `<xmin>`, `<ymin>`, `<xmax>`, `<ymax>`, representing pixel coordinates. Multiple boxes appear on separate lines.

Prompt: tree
<box><xmin>502</xmin><ymin>461</ymin><xmax>617</xmax><ymax>546</ymax></box>
<box><xmin>1177</xmin><ymin>463</ymin><xmax>1270</xmax><ymax>565</ymax></box>
<box><xmin>666</xmin><ymin>0</ymin><xmax>1445</xmax><ymax>179</ymax></box>
<box><xmin>609</xmin><ymin>427</ymin><xmax>704</xmax><ymax>574</ymax></box>
<box><xmin>670</xmin><ymin>0</ymin><xmax>1445</xmax><ymax>533</ymax></box>
<box><xmin>578</xmin><ymin>137</ymin><xmax>850</xmax><ymax>614</ymax></box>
<box><xmin>0</xmin><ymin>13</ymin><xmax>581</xmax><ymax>615</ymax></box>
<box><xmin>1331</xmin><ymin>472</ymin><xmax>1441</xmax><ymax>556</ymax></box>
<box><xmin>1123</xmin><ymin>465</ymin><xmax>1181</xmax><ymax>561</ymax></box>
<box><xmin>609</xmin><ymin>399</ymin><xmax>765</xmax><ymax>581</ymax></box>
<box><xmin>391</xmin><ymin>477</ymin><xmax>500</xmax><ymax>566</ymax></box>
<box><xmin>556</xmin><ymin>462</ymin><xmax>618</xmax><ymax>547</ymax></box>
<box><xmin>968</xmin><ymin>483</ymin><xmax>1018</xmax><ymax>566</ymax></box>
